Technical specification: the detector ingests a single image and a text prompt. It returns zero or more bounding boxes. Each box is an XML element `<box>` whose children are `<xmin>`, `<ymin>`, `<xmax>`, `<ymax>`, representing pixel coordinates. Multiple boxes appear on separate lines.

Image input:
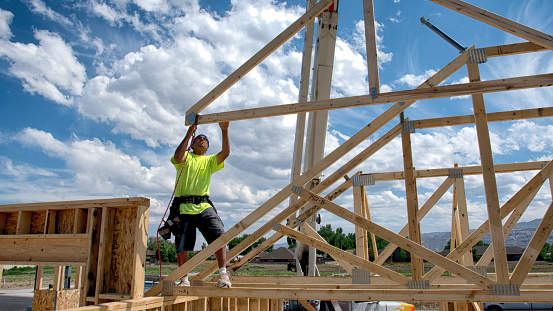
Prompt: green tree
<box><xmin>287</xmin><ymin>236</ymin><xmax>296</xmax><ymax>249</ymax></box>
<box><xmin>228</xmin><ymin>234</ymin><xmax>273</xmax><ymax>255</ymax></box>
<box><xmin>538</xmin><ymin>243</ymin><xmax>550</xmax><ymax>261</ymax></box>
<box><xmin>147</xmin><ymin>236</ymin><xmax>177</xmax><ymax>262</ymax></box>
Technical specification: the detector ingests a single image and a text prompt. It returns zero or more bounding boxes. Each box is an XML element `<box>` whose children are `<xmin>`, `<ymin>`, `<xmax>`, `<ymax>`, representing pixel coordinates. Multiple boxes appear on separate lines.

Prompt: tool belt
<box><xmin>158</xmin><ymin>196</ymin><xmax>215</xmax><ymax>240</ymax></box>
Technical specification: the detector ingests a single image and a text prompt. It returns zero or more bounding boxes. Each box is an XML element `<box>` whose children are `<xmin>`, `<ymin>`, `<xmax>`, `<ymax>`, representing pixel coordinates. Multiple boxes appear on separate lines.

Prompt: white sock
<box><xmin>219</xmin><ymin>267</ymin><xmax>227</xmax><ymax>275</ymax></box>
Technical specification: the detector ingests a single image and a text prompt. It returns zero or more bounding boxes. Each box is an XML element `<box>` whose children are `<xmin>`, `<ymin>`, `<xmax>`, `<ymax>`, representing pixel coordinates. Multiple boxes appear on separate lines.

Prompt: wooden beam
<box><xmin>371</xmin><ymin>161</ymin><xmax>549</xmax><ymax>181</ymax></box>
<box><xmin>353</xmin><ymin>182</ymin><xmax>369</xmax><ymax>261</ymax></box>
<box><xmin>510</xmin><ymin>201</ymin><xmax>553</xmax><ymax>285</ymax></box>
<box><xmin>415</xmin><ymin>107</ymin><xmax>553</xmax><ymax>130</ymax></box>
<box><xmin>424</xmin><ymin>160</ymin><xmax>553</xmax><ymax>282</ymax></box>
<box><xmin>454</xmin><ymin>177</ymin><xmax>473</xmax><ymax>266</ymax></box>
<box><xmin>363</xmin><ymin>187</ymin><xmax>379</xmax><ymax>261</ymax></box>
<box><xmin>428</xmin><ymin>0</ymin><xmax>553</xmax><ymax>49</ymax></box>
<box><xmin>467</xmin><ymin>60</ymin><xmax>509</xmax><ymax>284</ymax></box>
<box><xmin>195</xmin><ymin>73</ymin><xmax>553</xmax><ymax>124</ymax></box>
<box><xmin>0</xmin><ymin>235</ymin><xmax>88</xmax><ymax>263</ymax></box>
<box><xmin>273</xmin><ymin>224</ymin><xmax>410</xmax><ymax>284</ymax></box>
<box><xmin>363</xmin><ymin>0</ymin><xmax>380</xmax><ymax>93</ymax></box>
<box><xmin>292</xmin><ymin>186</ymin><xmax>493</xmax><ymax>288</ymax></box>
<box><xmin>184</xmin><ymin>0</ymin><xmax>336</xmax><ymax>121</ymax></box>
<box><xmin>0</xmin><ymin>197</ymin><xmax>150</xmax><ymax>212</ymax></box>
<box><xmin>172</xmin><ymin>287</ymin><xmax>553</xmax><ymax>303</ymax></box>
<box><xmin>401</xmin><ymin>117</ymin><xmax>424</xmax><ymax>280</ymax></box>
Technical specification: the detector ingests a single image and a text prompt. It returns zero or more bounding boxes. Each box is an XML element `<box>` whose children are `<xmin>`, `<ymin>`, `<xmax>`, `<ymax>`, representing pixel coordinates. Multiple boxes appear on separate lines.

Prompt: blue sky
<box><xmin>1</xmin><ymin>0</ymin><xmax>552</xmax><ymax>249</ymax></box>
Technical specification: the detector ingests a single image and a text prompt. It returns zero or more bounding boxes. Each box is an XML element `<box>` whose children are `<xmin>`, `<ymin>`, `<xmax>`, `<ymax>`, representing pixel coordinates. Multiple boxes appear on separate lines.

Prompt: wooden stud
<box><xmin>455</xmin><ymin>177</ymin><xmax>473</xmax><ymax>266</ymax></box>
<box><xmin>363</xmin><ymin>0</ymin><xmax>380</xmax><ymax>93</ymax></box>
<box><xmin>53</xmin><ymin>266</ymin><xmax>63</xmax><ymax>291</ymax></box>
<box><xmin>467</xmin><ymin>59</ymin><xmax>509</xmax><ymax>284</ymax></box>
<box><xmin>401</xmin><ymin>116</ymin><xmax>424</xmax><ymax>280</ymax></box>
<box><xmin>35</xmin><ymin>265</ymin><xmax>44</xmax><ymax>290</ymax></box>
<box><xmin>249</xmin><ymin>298</ymin><xmax>260</xmax><ymax>311</ymax></box>
<box><xmin>259</xmin><ymin>299</ymin><xmax>269</xmax><ymax>311</ymax></box>
<box><xmin>17</xmin><ymin>211</ymin><xmax>32</xmax><ymax>234</ymax></box>
<box><xmin>362</xmin><ymin>187</ymin><xmax>379</xmax><ymax>260</ymax></box>
<box><xmin>130</xmin><ymin>204</ymin><xmax>149</xmax><ymax>299</ymax></box>
<box><xmin>353</xmin><ymin>181</ymin><xmax>368</xmax><ymax>261</ymax></box>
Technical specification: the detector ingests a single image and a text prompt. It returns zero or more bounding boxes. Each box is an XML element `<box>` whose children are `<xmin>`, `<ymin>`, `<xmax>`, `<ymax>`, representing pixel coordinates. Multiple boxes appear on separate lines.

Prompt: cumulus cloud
<box><xmin>12</xmin><ymin>127</ymin><xmax>173</xmax><ymax>197</ymax></box>
<box><xmin>0</xmin><ymin>30</ymin><xmax>87</xmax><ymax>105</ymax></box>
<box><xmin>0</xmin><ymin>9</ymin><xmax>13</xmax><ymax>40</ymax></box>
<box><xmin>396</xmin><ymin>69</ymin><xmax>438</xmax><ymax>88</ymax></box>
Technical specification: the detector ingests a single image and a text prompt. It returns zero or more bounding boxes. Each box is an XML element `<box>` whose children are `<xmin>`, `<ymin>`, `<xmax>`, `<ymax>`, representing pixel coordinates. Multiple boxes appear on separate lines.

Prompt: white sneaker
<box><xmin>176</xmin><ymin>278</ymin><xmax>190</xmax><ymax>286</ymax></box>
<box><xmin>216</xmin><ymin>272</ymin><xmax>231</xmax><ymax>288</ymax></box>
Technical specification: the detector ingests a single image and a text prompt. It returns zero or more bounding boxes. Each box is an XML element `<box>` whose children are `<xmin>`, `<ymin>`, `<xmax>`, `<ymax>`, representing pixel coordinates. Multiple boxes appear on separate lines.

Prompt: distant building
<box><xmin>258</xmin><ymin>247</ymin><xmax>294</xmax><ymax>263</ymax></box>
<box><xmin>146</xmin><ymin>250</ymin><xmax>157</xmax><ymax>263</ymax></box>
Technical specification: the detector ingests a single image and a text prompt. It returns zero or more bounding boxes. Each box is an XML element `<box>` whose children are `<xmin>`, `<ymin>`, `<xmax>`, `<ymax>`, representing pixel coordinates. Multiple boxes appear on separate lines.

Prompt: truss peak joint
<box><xmin>468</xmin><ymin>48</ymin><xmax>488</xmax><ymax>64</ymax></box>
<box><xmin>352</xmin><ymin>174</ymin><xmax>375</xmax><ymax>187</ymax></box>
<box><xmin>448</xmin><ymin>168</ymin><xmax>464</xmax><ymax>179</ymax></box>
<box><xmin>402</xmin><ymin>120</ymin><xmax>415</xmax><ymax>134</ymax></box>
<box><xmin>185</xmin><ymin>112</ymin><xmax>197</xmax><ymax>125</ymax></box>
<box><xmin>295</xmin><ymin>219</ymin><xmax>304</xmax><ymax>228</ymax></box>
<box><xmin>291</xmin><ymin>185</ymin><xmax>303</xmax><ymax>195</ymax></box>
<box><xmin>352</xmin><ymin>268</ymin><xmax>371</xmax><ymax>284</ymax></box>
<box><xmin>370</xmin><ymin>87</ymin><xmax>379</xmax><ymax>99</ymax></box>
<box><xmin>407</xmin><ymin>280</ymin><xmax>430</xmax><ymax>290</ymax></box>
<box><xmin>271</xmin><ymin>222</ymin><xmax>281</xmax><ymax>230</ymax></box>
<box><xmin>490</xmin><ymin>284</ymin><xmax>520</xmax><ymax>296</ymax></box>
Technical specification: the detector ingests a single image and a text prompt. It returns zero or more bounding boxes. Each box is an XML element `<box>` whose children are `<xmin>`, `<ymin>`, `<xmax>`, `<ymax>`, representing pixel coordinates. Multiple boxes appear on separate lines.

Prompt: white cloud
<box><xmin>11</xmin><ymin>128</ymin><xmax>173</xmax><ymax>198</ymax></box>
<box><xmin>396</xmin><ymin>69</ymin><xmax>438</xmax><ymax>88</ymax></box>
<box><xmin>0</xmin><ymin>30</ymin><xmax>87</xmax><ymax>105</ymax></box>
<box><xmin>23</xmin><ymin>0</ymin><xmax>73</xmax><ymax>26</ymax></box>
<box><xmin>0</xmin><ymin>9</ymin><xmax>13</xmax><ymax>40</ymax></box>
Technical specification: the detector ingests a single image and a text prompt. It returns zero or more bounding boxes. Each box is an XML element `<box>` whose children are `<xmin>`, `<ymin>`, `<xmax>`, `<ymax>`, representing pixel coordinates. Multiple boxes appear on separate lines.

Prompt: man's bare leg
<box><xmin>215</xmin><ymin>247</ymin><xmax>226</xmax><ymax>268</ymax></box>
<box><xmin>176</xmin><ymin>251</ymin><xmax>189</xmax><ymax>286</ymax></box>
<box><xmin>215</xmin><ymin>246</ymin><xmax>231</xmax><ymax>288</ymax></box>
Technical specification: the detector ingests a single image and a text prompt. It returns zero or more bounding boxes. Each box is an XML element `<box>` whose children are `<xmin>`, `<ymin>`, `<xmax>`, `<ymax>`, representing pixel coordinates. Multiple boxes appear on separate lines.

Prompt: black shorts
<box><xmin>174</xmin><ymin>207</ymin><xmax>225</xmax><ymax>253</ymax></box>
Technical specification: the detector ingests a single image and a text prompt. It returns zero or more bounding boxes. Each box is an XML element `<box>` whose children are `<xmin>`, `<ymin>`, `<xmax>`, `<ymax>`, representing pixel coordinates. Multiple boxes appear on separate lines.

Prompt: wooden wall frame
<box><xmin>0</xmin><ymin>197</ymin><xmax>149</xmax><ymax>309</ymax></box>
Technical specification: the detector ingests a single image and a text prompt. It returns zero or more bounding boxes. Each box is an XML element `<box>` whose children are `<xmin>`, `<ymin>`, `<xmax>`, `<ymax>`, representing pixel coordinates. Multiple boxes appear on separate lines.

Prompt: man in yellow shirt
<box><xmin>171</xmin><ymin>121</ymin><xmax>230</xmax><ymax>288</ymax></box>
